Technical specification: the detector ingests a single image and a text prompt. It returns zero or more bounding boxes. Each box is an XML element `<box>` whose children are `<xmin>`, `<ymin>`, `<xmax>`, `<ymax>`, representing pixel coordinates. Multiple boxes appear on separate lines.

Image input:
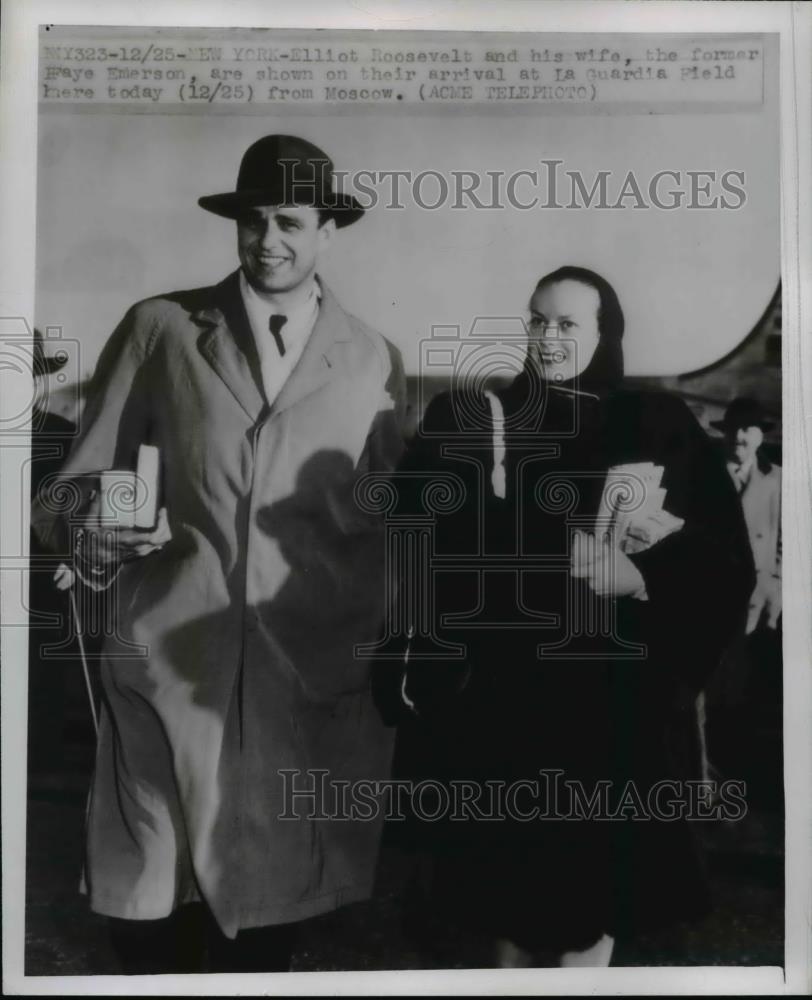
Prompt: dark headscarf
<box><xmin>527</xmin><ymin>265</ymin><xmax>625</xmax><ymax>397</ymax></box>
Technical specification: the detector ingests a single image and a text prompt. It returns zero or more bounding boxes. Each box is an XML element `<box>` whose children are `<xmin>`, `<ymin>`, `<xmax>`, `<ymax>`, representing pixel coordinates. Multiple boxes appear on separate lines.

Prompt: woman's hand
<box><xmin>570</xmin><ymin>530</ymin><xmax>646</xmax><ymax>599</ymax></box>
<box><xmin>621</xmin><ymin>509</ymin><xmax>684</xmax><ymax>555</ymax></box>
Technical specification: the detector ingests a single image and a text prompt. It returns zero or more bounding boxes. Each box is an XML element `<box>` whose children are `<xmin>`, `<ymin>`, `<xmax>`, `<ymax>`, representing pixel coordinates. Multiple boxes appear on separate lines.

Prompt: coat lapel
<box><xmin>194</xmin><ymin>270</ymin><xmax>266</xmax><ymax>423</ymax></box>
<box><xmin>271</xmin><ymin>281</ymin><xmax>352</xmax><ymax>416</ymax></box>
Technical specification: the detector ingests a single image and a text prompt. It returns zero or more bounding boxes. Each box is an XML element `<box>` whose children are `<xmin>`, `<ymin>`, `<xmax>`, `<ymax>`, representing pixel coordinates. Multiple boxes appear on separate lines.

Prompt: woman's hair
<box><xmin>531</xmin><ymin>265</ymin><xmax>625</xmax><ymax>393</ymax></box>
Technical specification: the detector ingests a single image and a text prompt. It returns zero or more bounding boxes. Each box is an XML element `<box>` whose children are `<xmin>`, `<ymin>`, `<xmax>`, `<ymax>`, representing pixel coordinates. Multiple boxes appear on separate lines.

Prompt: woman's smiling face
<box><xmin>528</xmin><ymin>279</ymin><xmax>601</xmax><ymax>384</ymax></box>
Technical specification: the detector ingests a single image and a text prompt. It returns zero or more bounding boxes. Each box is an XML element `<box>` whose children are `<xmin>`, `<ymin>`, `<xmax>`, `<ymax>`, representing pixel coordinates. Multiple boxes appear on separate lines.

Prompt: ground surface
<box><xmin>24</xmin><ymin>740</ymin><xmax>784</xmax><ymax>974</ymax></box>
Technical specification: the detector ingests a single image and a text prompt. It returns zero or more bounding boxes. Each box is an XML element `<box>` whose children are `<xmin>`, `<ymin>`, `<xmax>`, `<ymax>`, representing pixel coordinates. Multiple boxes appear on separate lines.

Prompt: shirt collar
<box><xmin>239</xmin><ymin>270</ymin><xmax>321</xmax><ymax>328</ymax></box>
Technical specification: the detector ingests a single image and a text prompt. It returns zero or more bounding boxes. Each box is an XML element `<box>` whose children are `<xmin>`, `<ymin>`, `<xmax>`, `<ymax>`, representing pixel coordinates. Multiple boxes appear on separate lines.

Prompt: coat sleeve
<box><xmin>361</xmin><ymin>335</ymin><xmax>408</xmax><ymax>475</ymax></box>
<box><xmin>31</xmin><ymin>302</ymin><xmax>159</xmax><ymax>559</ymax></box>
<box><xmin>764</xmin><ymin>466</ymin><xmax>782</xmax><ymax>626</ymax></box>
<box><xmin>626</xmin><ymin>394</ymin><xmax>756</xmax><ymax>699</ymax></box>
<box><xmin>772</xmin><ymin>467</ymin><xmax>782</xmax><ymax>579</ymax></box>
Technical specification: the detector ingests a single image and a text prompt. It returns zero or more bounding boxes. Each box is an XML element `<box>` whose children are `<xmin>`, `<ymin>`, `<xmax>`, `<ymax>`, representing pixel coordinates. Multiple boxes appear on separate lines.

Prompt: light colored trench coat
<box><xmin>735</xmin><ymin>461</ymin><xmax>781</xmax><ymax>631</ymax></box>
<box><xmin>34</xmin><ymin>270</ymin><xmax>406</xmax><ymax>936</ymax></box>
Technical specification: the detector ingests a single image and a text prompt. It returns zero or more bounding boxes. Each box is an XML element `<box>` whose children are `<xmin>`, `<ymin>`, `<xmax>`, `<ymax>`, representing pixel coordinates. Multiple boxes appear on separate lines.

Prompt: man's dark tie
<box><xmin>269</xmin><ymin>314</ymin><xmax>288</xmax><ymax>357</ymax></box>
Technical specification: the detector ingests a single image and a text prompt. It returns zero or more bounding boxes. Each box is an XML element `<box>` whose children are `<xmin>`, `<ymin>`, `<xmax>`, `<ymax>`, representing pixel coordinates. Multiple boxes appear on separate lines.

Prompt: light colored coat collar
<box><xmin>739</xmin><ymin>461</ymin><xmax>776</xmax><ymax>508</ymax></box>
<box><xmin>193</xmin><ymin>270</ymin><xmax>352</xmax><ymax>422</ymax></box>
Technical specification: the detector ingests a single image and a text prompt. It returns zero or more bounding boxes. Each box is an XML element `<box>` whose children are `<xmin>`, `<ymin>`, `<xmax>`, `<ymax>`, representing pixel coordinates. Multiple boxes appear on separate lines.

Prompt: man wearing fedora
<box><xmin>711</xmin><ymin>397</ymin><xmax>781</xmax><ymax>634</ymax></box>
<box><xmin>698</xmin><ymin>397</ymin><xmax>782</xmax><ymax>795</ymax></box>
<box><xmin>28</xmin><ymin>332</ymin><xmax>78</xmax><ymax>779</ymax></box>
<box><xmin>33</xmin><ymin>135</ymin><xmax>406</xmax><ymax>972</ymax></box>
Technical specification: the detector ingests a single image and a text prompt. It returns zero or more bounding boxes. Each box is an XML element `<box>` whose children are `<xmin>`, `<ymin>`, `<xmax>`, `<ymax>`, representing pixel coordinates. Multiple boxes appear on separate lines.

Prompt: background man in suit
<box><xmin>714</xmin><ymin>397</ymin><xmax>781</xmax><ymax>634</ymax></box>
<box><xmin>33</xmin><ymin>135</ymin><xmax>406</xmax><ymax>973</ymax></box>
<box><xmin>700</xmin><ymin>397</ymin><xmax>782</xmax><ymax>796</ymax></box>
<box><xmin>27</xmin><ymin>331</ymin><xmax>77</xmax><ymax>778</ymax></box>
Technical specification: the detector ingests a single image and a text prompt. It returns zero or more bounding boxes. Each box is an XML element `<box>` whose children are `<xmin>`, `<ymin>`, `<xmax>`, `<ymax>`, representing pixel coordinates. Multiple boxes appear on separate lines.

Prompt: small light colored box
<box><xmin>135</xmin><ymin>445</ymin><xmax>160</xmax><ymax>529</ymax></box>
<box><xmin>99</xmin><ymin>470</ymin><xmax>137</xmax><ymax>528</ymax></box>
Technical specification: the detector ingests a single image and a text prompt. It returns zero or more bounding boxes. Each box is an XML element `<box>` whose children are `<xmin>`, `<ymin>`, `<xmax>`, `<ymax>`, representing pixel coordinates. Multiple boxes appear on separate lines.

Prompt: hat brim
<box><xmin>710</xmin><ymin>418</ymin><xmax>774</xmax><ymax>432</ymax></box>
<box><xmin>198</xmin><ymin>189</ymin><xmax>365</xmax><ymax>228</ymax></box>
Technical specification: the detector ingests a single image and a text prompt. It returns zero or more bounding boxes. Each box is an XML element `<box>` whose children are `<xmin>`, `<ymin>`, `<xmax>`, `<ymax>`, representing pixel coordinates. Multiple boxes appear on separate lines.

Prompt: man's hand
<box><xmin>747</xmin><ymin>574</ymin><xmax>782</xmax><ymax>633</ymax></box>
<box><xmin>765</xmin><ymin>575</ymin><xmax>782</xmax><ymax>630</ymax></box>
<box><xmin>53</xmin><ymin>563</ymin><xmax>76</xmax><ymax>591</ymax></box>
<box><xmin>570</xmin><ymin>530</ymin><xmax>646</xmax><ymax>599</ymax></box>
<box><xmin>81</xmin><ymin>506</ymin><xmax>172</xmax><ymax>567</ymax></box>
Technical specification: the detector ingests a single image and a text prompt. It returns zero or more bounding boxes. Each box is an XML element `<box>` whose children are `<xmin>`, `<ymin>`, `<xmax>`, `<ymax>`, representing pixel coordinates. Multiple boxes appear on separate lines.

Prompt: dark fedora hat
<box><xmin>710</xmin><ymin>396</ymin><xmax>774</xmax><ymax>433</ymax></box>
<box><xmin>198</xmin><ymin>134</ymin><xmax>364</xmax><ymax>228</ymax></box>
<box><xmin>32</xmin><ymin>328</ymin><xmax>68</xmax><ymax>376</ymax></box>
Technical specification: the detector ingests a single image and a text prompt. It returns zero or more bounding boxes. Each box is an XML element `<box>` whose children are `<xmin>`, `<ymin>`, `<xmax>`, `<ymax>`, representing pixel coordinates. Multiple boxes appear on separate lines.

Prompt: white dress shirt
<box><xmin>239</xmin><ymin>270</ymin><xmax>321</xmax><ymax>407</ymax></box>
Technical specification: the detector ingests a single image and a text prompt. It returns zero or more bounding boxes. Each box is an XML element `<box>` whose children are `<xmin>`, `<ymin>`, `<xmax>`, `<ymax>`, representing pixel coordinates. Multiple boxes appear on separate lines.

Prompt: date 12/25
<box><xmin>179</xmin><ymin>77</ymin><xmax>254</xmax><ymax>102</ymax></box>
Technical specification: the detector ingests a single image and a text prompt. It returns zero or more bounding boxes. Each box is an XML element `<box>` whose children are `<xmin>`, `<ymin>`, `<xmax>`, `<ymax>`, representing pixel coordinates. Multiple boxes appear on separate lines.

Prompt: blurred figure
<box><xmin>702</xmin><ymin>398</ymin><xmax>782</xmax><ymax>803</ymax></box>
<box><xmin>28</xmin><ymin>330</ymin><xmax>77</xmax><ymax>781</ymax></box>
<box><xmin>712</xmin><ymin>398</ymin><xmax>781</xmax><ymax>634</ymax></box>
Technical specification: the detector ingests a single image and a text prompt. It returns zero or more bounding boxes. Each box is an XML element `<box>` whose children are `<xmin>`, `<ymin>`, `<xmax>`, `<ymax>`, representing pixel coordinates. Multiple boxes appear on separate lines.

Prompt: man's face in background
<box><xmin>728</xmin><ymin>424</ymin><xmax>764</xmax><ymax>467</ymax></box>
<box><xmin>237</xmin><ymin>205</ymin><xmax>335</xmax><ymax>296</ymax></box>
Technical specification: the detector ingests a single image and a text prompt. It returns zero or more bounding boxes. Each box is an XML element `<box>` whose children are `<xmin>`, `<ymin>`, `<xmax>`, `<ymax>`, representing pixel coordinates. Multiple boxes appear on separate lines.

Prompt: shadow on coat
<box><xmin>155</xmin><ymin>449</ymin><xmax>394</xmax><ymax>932</ymax></box>
<box><xmin>161</xmin><ymin>448</ymin><xmax>390</xmax><ymax>710</ymax></box>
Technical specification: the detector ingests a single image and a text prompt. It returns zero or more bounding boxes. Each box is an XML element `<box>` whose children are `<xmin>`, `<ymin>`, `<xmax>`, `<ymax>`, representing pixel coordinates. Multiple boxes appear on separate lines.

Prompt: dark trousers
<box><xmin>705</xmin><ymin>624</ymin><xmax>783</xmax><ymax>806</ymax></box>
<box><xmin>108</xmin><ymin>904</ymin><xmax>298</xmax><ymax>974</ymax></box>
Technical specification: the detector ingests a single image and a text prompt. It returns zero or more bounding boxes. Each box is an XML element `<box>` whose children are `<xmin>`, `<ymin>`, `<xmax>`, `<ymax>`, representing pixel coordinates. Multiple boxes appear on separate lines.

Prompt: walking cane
<box><xmin>55</xmin><ymin>561</ymin><xmax>100</xmax><ymax>739</ymax></box>
<box><xmin>56</xmin><ymin>461</ymin><xmax>164</xmax><ymax>740</ymax></box>
<box><xmin>68</xmin><ymin>584</ymin><xmax>99</xmax><ymax>738</ymax></box>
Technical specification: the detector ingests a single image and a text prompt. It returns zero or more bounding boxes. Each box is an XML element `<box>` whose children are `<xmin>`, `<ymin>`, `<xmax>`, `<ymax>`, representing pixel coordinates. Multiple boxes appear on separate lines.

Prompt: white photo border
<box><xmin>2</xmin><ymin>1</ymin><xmax>810</xmax><ymax>995</ymax></box>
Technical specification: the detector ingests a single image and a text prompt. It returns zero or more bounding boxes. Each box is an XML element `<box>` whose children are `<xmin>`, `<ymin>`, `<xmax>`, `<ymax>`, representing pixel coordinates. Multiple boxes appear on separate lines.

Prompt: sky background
<box><xmin>35</xmin><ymin>34</ymin><xmax>779</xmax><ymax>387</ymax></box>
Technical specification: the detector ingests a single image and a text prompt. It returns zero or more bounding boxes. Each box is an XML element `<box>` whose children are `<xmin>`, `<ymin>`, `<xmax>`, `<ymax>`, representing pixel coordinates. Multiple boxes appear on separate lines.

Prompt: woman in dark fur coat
<box><xmin>375</xmin><ymin>266</ymin><xmax>755</xmax><ymax>967</ymax></box>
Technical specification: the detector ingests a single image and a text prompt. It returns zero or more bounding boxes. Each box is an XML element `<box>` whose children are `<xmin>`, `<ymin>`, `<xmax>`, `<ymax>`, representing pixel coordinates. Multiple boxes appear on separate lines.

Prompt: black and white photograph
<box><xmin>2</xmin><ymin>1</ymin><xmax>811</xmax><ymax>994</ymax></box>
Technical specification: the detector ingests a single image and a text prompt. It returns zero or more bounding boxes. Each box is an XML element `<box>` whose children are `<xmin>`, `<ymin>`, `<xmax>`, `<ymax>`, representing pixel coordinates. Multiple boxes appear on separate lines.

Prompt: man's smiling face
<box><xmin>237</xmin><ymin>204</ymin><xmax>334</xmax><ymax>296</ymax></box>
